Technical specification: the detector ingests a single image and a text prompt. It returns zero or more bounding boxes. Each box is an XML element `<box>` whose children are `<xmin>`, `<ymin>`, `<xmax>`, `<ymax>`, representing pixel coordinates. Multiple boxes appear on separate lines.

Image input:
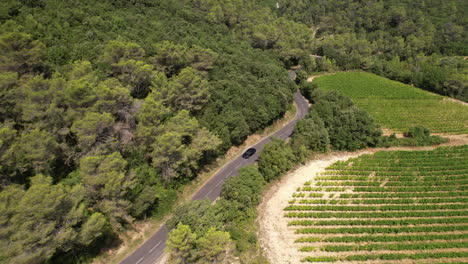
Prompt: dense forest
<box><xmin>0</xmin><ymin>0</ymin><xmax>466</xmax><ymax>263</ymax></box>
<box><xmin>277</xmin><ymin>0</ymin><xmax>468</xmax><ymax>101</ymax></box>
<box><xmin>0</xmin><ymin>0</ymin><xmax>313</xmax><ymax>263</ymax></box>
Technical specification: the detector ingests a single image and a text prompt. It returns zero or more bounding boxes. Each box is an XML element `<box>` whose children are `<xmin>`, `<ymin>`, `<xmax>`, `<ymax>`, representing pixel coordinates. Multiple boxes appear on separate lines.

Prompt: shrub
<box><xmin>220</xmin><ymin>165</ymin><xmax>265</xmax><ymax>208</ymax></box>
<box><xmin>258</xmin><ymin>138</ymin><xmax>296</xmax><ymax>181</ymax></box>
<box><xmin>290</xmin><ymin>110</ymin><xmax>330</xmax><ymax>155</ymax></box>
<box><xmin>405</xmin><ymin>125</ymin><xmax>430</xmax><ymax>138</ymax></box>
<box><xmin>313</xmin><ymin>91</ymin><xmax>382</xmax><ymax>151</ymax></box>
<box><xmin>167</xmin><ymin>200</ymin><xmax>223</xmax><ymax>236</ymax></box>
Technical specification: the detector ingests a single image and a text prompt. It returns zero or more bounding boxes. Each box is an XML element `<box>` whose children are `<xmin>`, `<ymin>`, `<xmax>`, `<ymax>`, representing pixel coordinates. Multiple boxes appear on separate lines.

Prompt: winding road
<box><xmin>120</xmin><ymin>82</ymin><xmax>310</xmax><ymax>264</ymax></box>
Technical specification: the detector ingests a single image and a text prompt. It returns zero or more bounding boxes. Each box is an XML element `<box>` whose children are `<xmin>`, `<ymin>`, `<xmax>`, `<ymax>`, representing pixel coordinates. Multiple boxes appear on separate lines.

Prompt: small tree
<box><xmin>290</xmin><ymin>111</ymin><xmax>330</xmax><ymax>154</ymax></box>
<box><xmin>220</xmin><ymin>165</ymin><xmax>265</xmax><ymax>208</ymax></box>
<box><xmin>167</xmin><ymin>200</ymin><xmax>223</xmax><ymax>236</ymax></box>
<box><xmin>166</xmin><ymin>223</ymin><xmax>197</xmax><ymax>264</ymax></box>
<box><xmin>195</xmin><ymin>228</ymin><xmax>231</xmax><ymax>264</ymax></box>
<box><xmin>405</xmin><ymin>125</ymin><xmax>430</xmax><ymax>138</ymax></box>
<box><xmin>258</xmin><ymin>138</ymin><xmax>296</xmax><ymax>181</ymax></box>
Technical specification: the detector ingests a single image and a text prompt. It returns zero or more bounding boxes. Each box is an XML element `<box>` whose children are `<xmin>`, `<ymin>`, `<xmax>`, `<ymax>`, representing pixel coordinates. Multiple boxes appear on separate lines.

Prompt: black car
<box><xmin>242</xmin><ymin>148</ymin><xmax>256</xmax><ymax>159</ymax></box>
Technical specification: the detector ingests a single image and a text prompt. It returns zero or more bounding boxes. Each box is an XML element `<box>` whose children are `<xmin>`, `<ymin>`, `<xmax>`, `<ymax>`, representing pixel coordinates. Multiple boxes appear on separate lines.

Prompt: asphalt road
<box><xmin>120</xmin><ymin>90</ymin><xmax>309</xmax><ymax>264</ymax></box>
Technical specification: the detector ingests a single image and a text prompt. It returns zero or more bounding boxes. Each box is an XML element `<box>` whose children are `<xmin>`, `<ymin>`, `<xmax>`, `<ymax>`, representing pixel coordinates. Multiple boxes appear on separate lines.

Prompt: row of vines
<box><xmin>285</xmin><ymin>145</ymin><xmax>468</xmax><ymax>263</ymax></box>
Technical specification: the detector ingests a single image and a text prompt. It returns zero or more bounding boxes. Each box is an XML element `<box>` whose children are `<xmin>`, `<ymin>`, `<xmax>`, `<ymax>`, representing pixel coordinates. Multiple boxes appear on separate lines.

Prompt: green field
<box><xmin>314</xmin><ymin>72</ymin><xmax>468</xmax><ymax>134</ymax></box>
<box><xmin>285</xmin><ymin>145</ymin><xmax>468</xmax><ymax>263</ymax></box>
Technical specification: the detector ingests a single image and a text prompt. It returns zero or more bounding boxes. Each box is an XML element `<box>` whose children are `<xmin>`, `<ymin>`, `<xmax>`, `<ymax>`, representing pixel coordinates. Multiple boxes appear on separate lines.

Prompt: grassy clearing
<box><xmin>284</xmin><ymin>145</ymin><xmax>468</xmax><ymax>263</ymax></box>
<box><xmin>314</xmin><ymin>72</ymin><xmax>468</xmax><ymax>134</ymax></box>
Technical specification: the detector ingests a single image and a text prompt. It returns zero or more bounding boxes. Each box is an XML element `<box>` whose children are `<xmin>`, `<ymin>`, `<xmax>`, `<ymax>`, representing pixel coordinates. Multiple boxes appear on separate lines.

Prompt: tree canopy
<box><xmin>0</xmin><ymin>0</ymin><xmax>309</xmax><ymax>262</ymax></box>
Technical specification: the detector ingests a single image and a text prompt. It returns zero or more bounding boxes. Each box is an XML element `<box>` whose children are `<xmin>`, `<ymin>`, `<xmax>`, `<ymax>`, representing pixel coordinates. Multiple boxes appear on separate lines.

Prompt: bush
<box><xmin>220</xmin><ymin>165</ymin><xmax>265</xmax><ymax>208</ymax></box>
<box><xmin>396</xmin><ymin>126</ymin><xmax>448</xmax><ymax>146</ymax></box>
<box><xmin>258</xmin><ymin>138</ymin><xmax>296</xmax><ymax>181</ymax></box>
<box><xmin>167</xmin><ymin>200</ymin><xmax>223</xmax><ymax>236</ymax></box>
<box><xmin>294</xmin><ymin>69</ymin><xmax>308</xmax><ymax>84</ymax></box>
<box><xmin>313</xmin><ymin>91</ymin><xmax>382</xmax><ymax>151</ymax></box>
<box><xmin>290</xmin><ymin>110</ymin><xmax>330</xmax><ymax>156</ymax></box>
<box><xmin>299</xmin><ymin>81</ymin><xmax>318</xmax><ymax>101</ymax></box>
<box><xmin>405</xmin><ymin>125</ymin><xmax>430</xmax><ymax>138</ymax></box>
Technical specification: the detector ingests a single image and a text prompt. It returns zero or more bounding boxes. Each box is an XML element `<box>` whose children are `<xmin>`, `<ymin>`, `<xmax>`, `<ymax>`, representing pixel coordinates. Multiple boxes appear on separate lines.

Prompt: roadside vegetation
<box><xmin>165</xmin><ymin>70</ymin><xmax>451</xmax><ymax>262</ymax></box>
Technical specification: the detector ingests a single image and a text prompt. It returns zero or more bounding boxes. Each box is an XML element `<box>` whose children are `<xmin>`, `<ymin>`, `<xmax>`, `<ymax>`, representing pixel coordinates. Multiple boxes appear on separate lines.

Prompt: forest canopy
<box><xmin>277</xmin><ymin>0</ymin><xmax>467</xmax><ymax>101</ymax></box>
<box><xmin>0</xmin><ymin>0</ymin><xmax>466</xmax><ymax>263</ymax></box>
<box><xmin>0</xmin><ymin>0</ymin><xmax>311</xmax><ymax>262</ymax></box>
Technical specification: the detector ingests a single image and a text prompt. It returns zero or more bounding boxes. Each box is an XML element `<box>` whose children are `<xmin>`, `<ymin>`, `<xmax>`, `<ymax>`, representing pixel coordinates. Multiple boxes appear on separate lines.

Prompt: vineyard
<box><xmin>284</xmin><ymin>145</ymin><xmax>468</xmax><ymax>263</ymax></box>
<box><xmin>314</xmin><ymin>72</ymin><xmax>468</xmax><ymax>134</ymax></box>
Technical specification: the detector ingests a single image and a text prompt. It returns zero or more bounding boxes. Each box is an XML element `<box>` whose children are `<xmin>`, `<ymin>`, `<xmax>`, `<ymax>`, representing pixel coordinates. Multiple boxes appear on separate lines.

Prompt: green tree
<box><xmin>405</xmin><ymin>125</ymin><xmax>430</xmax><ymax>139</ymax></box>
<box><xmin>221</xmin><ymin>165</ymin><xmax>265</xmax><ymax>208</ymax></box>
<box><xmin>129</xmin><ymin>185</ymin><xmax>158</xmax><ymax>218</ymax></box>
<box><xmin>150</xmin><ymin>131</ymin><xmax>188</xmax><ymax>181</ymax></box>
<box><xmin>112</xmin><ymin>59</ymin><xmax>159</xmax><ymax>98</ymax></box>
<box><xmin>5</xmin><ymin>128</ymin><xmax>58</xmax><ymax>176</ymax></box>
<box><xmin>80</xmin><ymin>152</ymin><xmax>135</xmax><ymax>230</ymax></box>
<box><xmin>0</xmin><ymin>31</ymin><xmax>45</xmax><ymax>74</ymax></box>
<box><xmin>313</xmin><ymin>91</ymin><xmax>382</xmax><ymax>151</ymax></box>
<box><xmin>71</xmin><ymin>112</ymin><xmax>115</xmax><ymax>154</ymax></box>
<box><xmin>320</xmin><ymin>33</ymin><xmax>374</xmax><ymax>70</ymax></box>
<box><xmin>186</xmin><ymin>46</ymin><xmax>217</xmax><ymax>72</ymax></box>
<box><xmin>0</xmin><ymin>123</ymin><xmax>16</xmax><ymax>182</ymax></box>
<box><xmin>258</xmin><ymin>138</ymin><xmax>296</xmax><ymax>181</ymax></box>
<box><xmin>135</xmin><ymin>95</ymin><xmax>171</xmax><ymax>148</ymax></box>
<box><xmin>16</xmin><ymin>76</ymin><xmax>60</xmax><ymax>126</ymax></box>
<box><xmin>162</xmin><ymin>67</ymin><xmax>211</xmax><ymax>112</ymax></box>
<box><xmin>67</xmin><ymin>60</ymin><xmax>98</xmax><ymax>82</ymax></box>
<box><xmin>290</xmin><ymin>110</ymin><xmax>330</xmax><ymax>154</ymax></box>
<box><xmin>299</xmin><ymin>81</ymin><xmax>318</xmax><ymax>101</ymax></box>
<box><xmin>149</xmin><ymin>110</ymin><xmax>220</xmax><ymax>181</ymax></box>
<box><xmin>79</xmin><ymin>212</ymin><xmax>108</xmax><ymax>246</ymax></box>
<box><xmin>166</xmin><ymin>223</ymin><xmax>197</xmax><ymax>264</ymax></box>
<box><xmin>413</xmin><ymin>62</ymin><xmax>448</xmax><ymax>94</ymax></box>
<box><xmin>0</xmin><ymin>175</ymin><xmax>103</xmax><ymax>264</ymax></box>
<box><xmin>100</xmin><ymin>40</ymin><xmax>144</xmax><ymax>65</ymax></box>
<box><xmin>151</xmin><ymin>40</ymin><xmax>188</xmax><ymax>76</ymax></box>
<box><xmin>93</xmin><ymin>78</ymin><xmax>133</xmax><ymax>115</ymax></box>
<box><xmin>196</xmin><ymin>228</ymin><xmax>231</xmax><ymax>263</ymax></box>
<box><xmin>0</xmin><ymin>71</ymin><xmax>18</xmax><ymax>121</ymax></box>
<box><xmin>275</xmin><ymin>18</ymin><xmax>313</xmax><ymax>63</ymax></box>
<box><xmin>167</xmin><ymin>200</ymin><xmax>223</xmax><ymax>236</ymax></box>
<box><xmin>64</xmin><ymin>78</ymin><xmax>98</xmax><ymax>113</ymax></box>
<box><xmin>445</xmin><ymin>72</ymin><xmax>468</xmax><ymax>101</ymax></box>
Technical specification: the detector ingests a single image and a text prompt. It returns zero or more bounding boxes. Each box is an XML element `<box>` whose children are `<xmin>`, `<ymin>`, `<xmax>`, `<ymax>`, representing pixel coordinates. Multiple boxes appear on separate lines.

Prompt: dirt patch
<box><xmin>257</xmin><ymin>139</ymin><xmax>468</xmax><ymax>264</ymax></box>
<box><xmin>257</xmin><ymin>152</ymin><xmax>370</xmax><ymax>264</ymax></box>
<box><xmin>307</xmin><ymin>72</ymin><xmax>335</xmax><ymax>83</ymax></box>
<box><xmin>445</xmin><ymin>97</ymin><xmax>468</xmax><ymax>106</ymax></box>
<box><xmin>155</xmin><ymin>254</ymin><xmax>169</xmax><ymax>264</ymax></box>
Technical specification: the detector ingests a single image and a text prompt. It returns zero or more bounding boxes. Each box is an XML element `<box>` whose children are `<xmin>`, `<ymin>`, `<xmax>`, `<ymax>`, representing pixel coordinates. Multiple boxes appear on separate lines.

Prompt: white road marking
<box><xmin>149</xmin><ymin>241</ymin><xmax>161</xmax><ymax>253</ymax></box>
<box><xmin>215</xmin><ymin>181</ymin><xmax>223</xmax><ymax>187</ymax></box>
<box><xmin>122</xmin><ymin>94</ymin><xmax>308</xmax><ymax>264</ymax></box>
<box><xmin>225</xmin><ymin>171</ymin><xmax>233</xmax><ymax>178</ymax></box>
